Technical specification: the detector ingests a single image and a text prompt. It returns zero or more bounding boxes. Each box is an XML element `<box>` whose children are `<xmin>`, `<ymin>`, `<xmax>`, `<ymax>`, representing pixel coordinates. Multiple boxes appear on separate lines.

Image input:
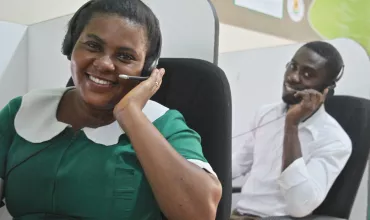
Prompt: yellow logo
<box><xmin>293</xmin><ymin>0</ymin><xmax>299</xmax><ymax>13</ymax></box>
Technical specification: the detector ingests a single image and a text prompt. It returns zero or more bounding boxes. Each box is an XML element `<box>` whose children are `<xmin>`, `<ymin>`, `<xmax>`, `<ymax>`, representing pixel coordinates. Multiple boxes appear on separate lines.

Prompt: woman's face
<box><xmin>70</xmin><ymin>14</ymin><xmax>148</xmax><ymax>110</ymax></box>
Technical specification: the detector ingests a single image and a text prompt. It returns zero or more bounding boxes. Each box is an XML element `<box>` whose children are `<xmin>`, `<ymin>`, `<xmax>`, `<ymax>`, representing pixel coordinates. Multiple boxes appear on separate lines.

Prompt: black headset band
<box><xmin>329</xmin><ymin>64</ymin><xmax>345</xmax><ymax>89</ymax></box>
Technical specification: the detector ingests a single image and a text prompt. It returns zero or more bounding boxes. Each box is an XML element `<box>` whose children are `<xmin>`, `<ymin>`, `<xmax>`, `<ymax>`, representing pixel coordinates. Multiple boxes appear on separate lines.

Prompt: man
<box><xmin>231</xmin><ymin>41</ymin><xmax>352</xmax><ymax>219</ymax></box>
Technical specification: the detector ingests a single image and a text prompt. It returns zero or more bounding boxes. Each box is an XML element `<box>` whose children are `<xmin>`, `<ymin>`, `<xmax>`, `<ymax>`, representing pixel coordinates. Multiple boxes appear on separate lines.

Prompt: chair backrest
<box><xmin>313</xmin><ymin>95</ymin><xmax>370</xmax><ymax>218</ymax></box>
<box><xmin>66</xmin><ymin>58</ymin><xmax>233</xmax><ymax>220</ymax></box>
<box><xmin>154</xmin><ymin>58</ymin><xmax>232</xmax><ymax>220</ymax></box>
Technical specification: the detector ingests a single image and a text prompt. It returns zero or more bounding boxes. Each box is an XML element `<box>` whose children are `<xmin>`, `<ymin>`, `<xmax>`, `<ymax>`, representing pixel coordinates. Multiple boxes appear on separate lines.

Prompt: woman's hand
<box><xmin>112</xmin><ymin>67</ymin><xmax>221</xmax><ymax>220</ymax></box>
<box><xmin>113</xmin><ymin>68</ymin><xmax>165</xmax><ymax>116</ymax></box>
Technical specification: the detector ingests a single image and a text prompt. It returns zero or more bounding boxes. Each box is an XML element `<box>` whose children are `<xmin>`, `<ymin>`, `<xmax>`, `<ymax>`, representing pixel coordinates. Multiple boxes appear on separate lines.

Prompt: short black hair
<box><xmin>302</xmin><ymin>41</ymin><xmax>344</xmax><ymax>83</ymax></box>
<box><xmin>62</xmin><ymin>0</ymin><xmax>161</xmax><ymax>70</ymax></box>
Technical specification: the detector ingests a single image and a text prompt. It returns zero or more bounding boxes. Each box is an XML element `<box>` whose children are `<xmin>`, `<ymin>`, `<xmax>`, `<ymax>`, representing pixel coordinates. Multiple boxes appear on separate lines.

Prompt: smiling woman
<box><xmin>69</xmin><ymin>14</ymin><xmax>148</xmax><ymax>110</ymax></box>
<box><xmin>0</xmin><ymin>0</ymin><xmax>222</xmax><ymax>219</ymax></box>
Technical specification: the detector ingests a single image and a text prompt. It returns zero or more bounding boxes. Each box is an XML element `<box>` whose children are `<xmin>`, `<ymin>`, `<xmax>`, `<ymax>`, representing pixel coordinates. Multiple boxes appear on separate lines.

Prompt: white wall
<box><xmin>0</xmin><ymin>22</ymin><xmax>27</xmax><ymax>78</ymax></box>
<box><xmin>219</xmin><ymin>38</ymin><xmax>370</xmax><ymax>220</ymax></box>
<box><xmin>0</xmin><ymin>21</ymin><xmax>28</xmax><ymax>109</ymax></box>
<box><xmin>219</xmin><ymin>23</ymin><xmax>296</xmax><ymax>53</ymax></box>
<box><xmin>0</xmin><ymin>0</ymin><xmax>89</xmax><ymax>25</ymax></box>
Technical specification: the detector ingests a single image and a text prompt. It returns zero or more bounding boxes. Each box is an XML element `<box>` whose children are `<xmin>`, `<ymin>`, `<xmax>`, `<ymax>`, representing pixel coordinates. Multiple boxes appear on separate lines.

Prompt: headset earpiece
<box><xmin>326</xmin><ymin>83</ymin><xmax>335</xmax><ymax>97</ymax></box>
<box><xmin>141</xmin><ymin>33</ymin><xmax>162</xmax><ymax>77</ymax></box>
<box><xmin>148</xmin><ymin>58</ymin><xmax>159</xmax><ymax>74</ymax></box>
<box><xmin>326</xmin><ymin>65</ymin><xmax>344</xmax><ymax>98</ymax></box>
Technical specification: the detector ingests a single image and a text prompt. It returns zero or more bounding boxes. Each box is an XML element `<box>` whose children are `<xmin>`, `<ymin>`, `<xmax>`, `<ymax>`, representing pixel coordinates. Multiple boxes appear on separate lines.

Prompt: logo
<box><xmin>287</xmin><ymin>0</ymin><xmax>305</xmax><ymax>22</ymax></box>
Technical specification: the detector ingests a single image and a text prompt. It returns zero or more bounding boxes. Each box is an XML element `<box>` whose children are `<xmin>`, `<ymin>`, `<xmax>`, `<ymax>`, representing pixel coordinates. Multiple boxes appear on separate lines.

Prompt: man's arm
<box><xmin>279</xmin><ymin>137</ymin><xmax>351</xmax><ymax>218</ymax></box>
<box><xmin>232</xmin><ymin>108</ymin><xmax>262</xmax><ymax>180</ymax></box>
<box><xmin>232</xmin><ymin>134</ymin><xmax>255</xmax><ymax>179</ymax></box>
<box><xmin>282</xmin><ymin>124</ymin><xmax>301</xmax><ymax>170</ymax></box>
<box><xmin>282</xmin><ymin>89</ymin><xmax>328</xmax><ymax>170</ymax></box>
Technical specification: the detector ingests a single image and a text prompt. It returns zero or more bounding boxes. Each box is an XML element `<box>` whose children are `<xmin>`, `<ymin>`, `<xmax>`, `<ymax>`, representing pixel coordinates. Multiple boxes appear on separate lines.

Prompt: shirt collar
<box><xmin>14</xmin><ymin>87</ymin><xmax>169</xmax><ymax>146</ymax></box>
<box><xmin>281</xmin><ymin>103</ymin><xmax>327</xmax><ymax>139</ymax></box>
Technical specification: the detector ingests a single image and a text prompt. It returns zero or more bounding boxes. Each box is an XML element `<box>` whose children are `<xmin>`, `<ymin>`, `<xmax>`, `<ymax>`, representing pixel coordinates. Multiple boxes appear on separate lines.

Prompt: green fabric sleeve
<box><xmin>155</xmin><ymin>110</ymin><xmax>208</xmax><ymax>163</ymax></box>
<box><xmin>0</xmin><ymin>96</ymin><xmax>22</xmax><ymax>178</ymax></box>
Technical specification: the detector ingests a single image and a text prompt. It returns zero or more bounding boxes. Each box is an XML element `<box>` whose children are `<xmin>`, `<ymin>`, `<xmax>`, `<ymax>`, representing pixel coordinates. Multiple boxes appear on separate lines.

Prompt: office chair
<box><xmin>67</xmin><ymin>58</ymin><xmax>233</xmax><ymax>220</ymax></box>
<box><xmin>232</xmin><ymin>95</ymin><xmax>370</xmax><ymax>220</ymax></box>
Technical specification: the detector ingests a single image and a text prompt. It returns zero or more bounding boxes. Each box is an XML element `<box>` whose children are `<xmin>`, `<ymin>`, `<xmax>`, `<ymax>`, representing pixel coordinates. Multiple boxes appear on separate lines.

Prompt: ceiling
<box><xmin>0</xmin><ymin>0</ymin><xmax>89</xmax><ymax>25</ymax></box>
<box><xmin>0</xmin><ymin>0</ymin><xmax>295</xmax><ymax>53</ymax></box>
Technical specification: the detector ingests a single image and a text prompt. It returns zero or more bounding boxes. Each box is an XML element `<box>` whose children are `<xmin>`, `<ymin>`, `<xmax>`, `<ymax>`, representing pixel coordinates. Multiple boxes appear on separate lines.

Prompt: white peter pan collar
<box><xmin>14</xmin><ymin>87</ymin><xmax>169</xmax><ymax>146</ymax></box>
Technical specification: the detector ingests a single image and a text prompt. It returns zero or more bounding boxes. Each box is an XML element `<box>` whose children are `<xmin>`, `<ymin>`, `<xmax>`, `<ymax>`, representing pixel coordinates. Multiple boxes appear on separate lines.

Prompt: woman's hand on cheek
<box><xmin>113</xmin><ymin>68</ymin><xmax>165</xmax><ymax>117</ymax></box>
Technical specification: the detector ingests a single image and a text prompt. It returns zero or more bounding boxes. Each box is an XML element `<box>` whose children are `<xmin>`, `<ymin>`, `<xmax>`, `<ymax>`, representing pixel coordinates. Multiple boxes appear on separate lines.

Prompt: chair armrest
<box><xmin>260</xmin><ymin>215</ymin><xmax>346</xmax><ymax>220</ymax></box>
<box><xmin>232</xmin><ymin>186</ymin><xmax>242</xmax><ymax>193</ymax></box>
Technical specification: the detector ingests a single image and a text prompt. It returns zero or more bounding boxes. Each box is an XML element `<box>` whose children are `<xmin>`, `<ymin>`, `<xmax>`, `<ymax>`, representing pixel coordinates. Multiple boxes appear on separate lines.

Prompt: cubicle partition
<box><xmin>0</xmin><ymin>21</ymin><xmax>28</xmax><ymax>108</ymax></box>
<box><xmin>218</xmin><ymin>38</ymin><xmax>370</xmax><ymax>220</ymax></box>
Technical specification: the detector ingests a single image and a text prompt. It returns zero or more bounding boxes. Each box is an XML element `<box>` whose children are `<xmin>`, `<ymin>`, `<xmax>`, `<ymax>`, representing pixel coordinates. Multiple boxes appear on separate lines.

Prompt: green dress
<box><xmin>0</xmin><ymin>88</ymin><xmax>215</xmax><ymax>220</ymax></box>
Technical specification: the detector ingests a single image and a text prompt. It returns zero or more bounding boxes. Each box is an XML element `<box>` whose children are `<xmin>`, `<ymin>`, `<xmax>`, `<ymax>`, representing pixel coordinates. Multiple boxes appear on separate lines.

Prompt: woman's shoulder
<box><xmin>148</xmin><ymin>102</ymin><xmax>182</xmax><ymax>124</ymax></box>
<box><xmin>13</xmin><ymin>87</ymin><xmax>71</xmax><ymax>143</ymax></box>
<box><xmin>0</xmin><ymin>96</ymin><xmax>23</xmax><ymax>133</ymax></box>
<box><xmin>20</xmin><ymin>87</ymin><xmax>69</xmax><ymax>107</ymax></box>
<box><xmin>2</xmin><ymin>87</ymin><xmax>66</xmax><ymax>114</ymax></box>
<box><xmin>149</xmin><ymin>103</ymin><xmax>193</xmax><ymax>135</ymax></box>
<box><xmin>2</xmin><ymin>96</ymin><xmax>23</xmax><ymax>114</ymax></box>
<box><xmin>15</xmin><ymin>87</ymin><xmax>69</xmax><ymax>120</ymax></box>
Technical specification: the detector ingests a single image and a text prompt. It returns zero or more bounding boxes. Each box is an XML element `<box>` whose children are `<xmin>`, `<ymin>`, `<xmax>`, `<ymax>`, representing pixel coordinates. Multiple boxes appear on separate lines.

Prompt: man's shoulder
<box><xmin>306</xmin><ymin>111</ymin><xmax>352</xmax><ymax>153</ymax></box>
<box><xmin>255</xmin><ymin>102</ymin><xmax>285</xmax><ymax>118</ymax></box>
<box><xmin>322</xmin><ymin>113</ymin><xmax>352</xmax><ymax>147</ymax></box>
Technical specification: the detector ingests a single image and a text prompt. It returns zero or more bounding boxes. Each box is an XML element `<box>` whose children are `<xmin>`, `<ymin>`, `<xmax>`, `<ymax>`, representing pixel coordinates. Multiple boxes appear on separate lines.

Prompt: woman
<box><xmin>0</xmin><ymin>0</ymin><xmax>222</xmax><ymax>219</ymax></box>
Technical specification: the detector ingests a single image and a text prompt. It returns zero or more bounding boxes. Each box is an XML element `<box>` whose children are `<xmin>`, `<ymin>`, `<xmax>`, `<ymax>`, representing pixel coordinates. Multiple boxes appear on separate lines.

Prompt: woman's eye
<box><xmin>84</xmin><ymin>41</ymin><xmax>101</xmax><ymax>51</ymax></box>
<box><xmin>117</xmin><ymin>53</ymin><xmax>135</xmax><ymax>61</ymax></box>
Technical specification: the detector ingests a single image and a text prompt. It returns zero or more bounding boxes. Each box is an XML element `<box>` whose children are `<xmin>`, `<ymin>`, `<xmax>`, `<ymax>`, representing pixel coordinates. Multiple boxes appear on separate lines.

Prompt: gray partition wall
<box><xmin>0</xmin><ymin>21</ymin><xmax>28</xmax><ymax>109</ymax></box>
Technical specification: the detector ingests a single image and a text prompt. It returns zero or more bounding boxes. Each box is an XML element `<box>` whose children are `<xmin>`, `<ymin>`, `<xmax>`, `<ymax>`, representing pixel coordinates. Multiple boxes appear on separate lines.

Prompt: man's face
<box><xmin>282</xmin><ymin>46</ymin><xmax>330</xmax><ymax>105</ymax></box>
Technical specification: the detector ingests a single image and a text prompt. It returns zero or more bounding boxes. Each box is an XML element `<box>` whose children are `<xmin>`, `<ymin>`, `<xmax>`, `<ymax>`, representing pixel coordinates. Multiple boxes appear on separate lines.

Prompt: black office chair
<box><xmin>232</xmin><ymin>95</ymin><xmax>370</xmax><ymax>220</ymax></box>
<box><xmin>67</xmin><ymin>58</ymin><xmax>233</xmax><ymax>220</ymax></box>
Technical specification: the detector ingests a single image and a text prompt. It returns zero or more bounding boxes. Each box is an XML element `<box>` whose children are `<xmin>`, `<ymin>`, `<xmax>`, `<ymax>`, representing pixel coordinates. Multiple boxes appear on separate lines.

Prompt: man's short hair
<box><xmin>302</xmin><ymin>41</ymin><xmax>344</xmax><ymax>82</ymax></box>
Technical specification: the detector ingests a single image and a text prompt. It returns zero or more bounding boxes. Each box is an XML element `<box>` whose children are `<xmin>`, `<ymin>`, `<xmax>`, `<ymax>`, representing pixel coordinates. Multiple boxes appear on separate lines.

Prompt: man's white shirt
<box><xmin>232</xmin><ymin>102</ymin><xmax>352</xmax><ymax>218</ymax></box>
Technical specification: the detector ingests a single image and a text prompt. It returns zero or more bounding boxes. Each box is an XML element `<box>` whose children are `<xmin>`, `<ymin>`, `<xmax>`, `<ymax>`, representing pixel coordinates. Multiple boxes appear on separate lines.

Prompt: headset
<box><xmin>62</xmin><ymin>0</ymin><xmax>162</xmax><ymax>79</ymax></box>
<box><xmin>285</xmin><ymin>61</ymin><xmax>345</xmax><ymax>99</ymax></box>
<box><xmin>326</xmin><ymin>65</ymin><xmax>345</xmax><ymax>97</ymax></box>
<box><xmin>141</xmin><ymin>35</ymin><xmax>162</xmax><ymax>77</ymax></box>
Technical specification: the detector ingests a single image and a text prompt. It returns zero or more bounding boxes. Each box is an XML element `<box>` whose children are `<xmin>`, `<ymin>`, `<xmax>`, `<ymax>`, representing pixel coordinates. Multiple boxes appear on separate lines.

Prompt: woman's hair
<box><xmin>62</xmin><ymin>0</ymin><xmax>161</xmax><ymax>71</ymax></box>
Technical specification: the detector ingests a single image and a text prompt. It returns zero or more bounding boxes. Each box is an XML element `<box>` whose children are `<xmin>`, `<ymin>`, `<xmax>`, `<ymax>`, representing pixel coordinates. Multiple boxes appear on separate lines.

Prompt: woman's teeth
<box><xmin>89</xmin><ymin>75</ymin><xmax>112</xmax><ymax>85</ymax></box>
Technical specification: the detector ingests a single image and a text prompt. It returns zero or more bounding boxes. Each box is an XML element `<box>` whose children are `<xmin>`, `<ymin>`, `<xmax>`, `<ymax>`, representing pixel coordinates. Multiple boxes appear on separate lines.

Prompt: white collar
<box><xmin>280</xmin><ymin>102</ymin><xmax>327</xmax><ymax>139</ymax></box>
<box><xmin>281</xmin><ymin>102</ymin><xmax>326</xmax><ymax>124</ymax></box>
<box><xmin>14</xmin><ymin>87</ymin><xmax>169</xmax><ymax>146</ymax></box>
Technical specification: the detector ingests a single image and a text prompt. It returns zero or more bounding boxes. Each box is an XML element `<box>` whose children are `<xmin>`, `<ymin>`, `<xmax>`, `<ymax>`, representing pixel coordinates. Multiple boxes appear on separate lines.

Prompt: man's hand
<box><xmin>286</xmin><ymin>88</ymin><xmax>328</xmax><ymax>125</ymax></box>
